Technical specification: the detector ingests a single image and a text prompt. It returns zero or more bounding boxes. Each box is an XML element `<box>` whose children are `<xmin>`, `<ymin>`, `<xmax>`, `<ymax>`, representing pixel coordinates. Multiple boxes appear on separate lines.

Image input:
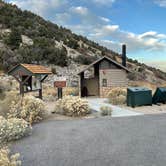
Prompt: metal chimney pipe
<box><xmin>122</xmin><ymin>44</ymin><xmax>126</xmax><ymax>67</ymax></box>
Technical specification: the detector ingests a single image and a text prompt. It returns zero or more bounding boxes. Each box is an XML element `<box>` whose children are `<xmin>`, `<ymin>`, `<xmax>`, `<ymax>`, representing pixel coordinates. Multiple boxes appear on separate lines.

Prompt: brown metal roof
<box><xmin>77</xmin><ymin>56</ymin><xmax>130</xmax><ymax>74</ymax></box>
<box><xmin>20</xmin><ymin>64</ymin><xmax>52</xmax><ymax>74</ymax></box>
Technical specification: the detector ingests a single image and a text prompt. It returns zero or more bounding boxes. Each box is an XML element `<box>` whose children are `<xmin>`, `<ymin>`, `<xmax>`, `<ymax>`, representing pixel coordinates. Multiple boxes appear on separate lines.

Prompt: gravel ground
<box><xmin>11</xmin><ymin>114</ymin><xmax>166</xmax><ymax>166</ymax></box>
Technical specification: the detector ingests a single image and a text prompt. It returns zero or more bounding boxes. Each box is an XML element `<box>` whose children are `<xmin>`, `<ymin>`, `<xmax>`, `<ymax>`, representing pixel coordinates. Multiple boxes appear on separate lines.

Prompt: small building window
<box><xmin>102</xmin><ymin>79</ymin><xmax>107</xmax><ymax>87</ymax></box>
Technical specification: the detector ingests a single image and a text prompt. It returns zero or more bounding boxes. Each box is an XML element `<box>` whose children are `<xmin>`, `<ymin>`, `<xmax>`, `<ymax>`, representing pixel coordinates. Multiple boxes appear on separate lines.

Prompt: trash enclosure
<box><xmin>8</xmin><ymin>64</ymin><xmax>52</xmax><ymax>99</ymax></box>
<box><xmin>127</xmin><ymin>87</ymin><xmax>152</xmax><ymax>107</ymax></box>
<box><xmin>152</xmin><ymin>87</ymin><xmax>166</xmax><ymax>104</ymax></box>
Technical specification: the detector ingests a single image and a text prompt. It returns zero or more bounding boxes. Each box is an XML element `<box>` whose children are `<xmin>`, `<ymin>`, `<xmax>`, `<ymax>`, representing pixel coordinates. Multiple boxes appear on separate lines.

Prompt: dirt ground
<box><xmin>44</xmin><ymin>101</ymin><xmax>97</xmax><ymax>121</ymax></box>
<box><xmin>121</xmin><ymin>104</ymin><xmax>166</xmax><ymax>115</ymax></box>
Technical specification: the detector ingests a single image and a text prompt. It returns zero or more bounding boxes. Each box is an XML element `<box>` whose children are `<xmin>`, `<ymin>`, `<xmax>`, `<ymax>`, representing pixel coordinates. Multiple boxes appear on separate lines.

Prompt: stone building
<box><xmin>77</xmin><ymin>45</ymin><xmax>130</xmax><ymax>97</ymax></box>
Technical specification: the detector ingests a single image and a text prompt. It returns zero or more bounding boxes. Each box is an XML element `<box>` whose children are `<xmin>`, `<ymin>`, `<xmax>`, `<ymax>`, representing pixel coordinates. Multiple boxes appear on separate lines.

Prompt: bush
<box><xmin>0</xmin><ymin>116</ymin><xmax>32</xmax><ymax>143</ymax></box>
<box><xmin>0</xmin><ymin>91</ymin><xmax>19</xmax><ymax>118</ymax></box>
<box><xmin>4</xmin><ymin>28</ymin><xmax>22</xmax><ymax>49</ymax></box>
<box><xmin>0</xmin><ymin>147</ymin><xmax>21</xmax><ymax>166</ymax></box>
<box><xmin>51</xmin><ymin>67</ymin><xmax>56</xmax><ymax>74</ymax></box>
<box><xmin>8</xmin><ymin>95</ymin><xmax>46</xmax><ymax>124</ymax></box>
<box><xmin>108</xmin><ymin>88</ymin><xmax>127</xmax><ymax>105</ymax></box>
<box><xmin>74</xmin><ymin>54</ymin><xmax>98</xmax><ymax>65</ymax></box>
<box><xmin>100</xmin><ymin>106</ymin><xmax>112</xmax><ymax>116</ymax></box>
<box><xmin>54</xmin><ymin>96</ymin><xmax>90</xmax><ymax>117</ymax></box>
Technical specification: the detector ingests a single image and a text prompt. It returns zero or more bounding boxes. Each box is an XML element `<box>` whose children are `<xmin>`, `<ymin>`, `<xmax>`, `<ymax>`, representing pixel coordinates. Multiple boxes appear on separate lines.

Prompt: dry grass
<box><xmin>43</xmin><ymin>84</ymin><xmax>79</xmax><ymax>101</ymax></box>
<box><xmin>63</xmin><ymin>87</ymin><xmax>79</xmax><ymax>96</ymax></box>
<box><xmin>43</xmin><ymin>84</ymin><xmax>57</xmax><ymax>101</ymax></box>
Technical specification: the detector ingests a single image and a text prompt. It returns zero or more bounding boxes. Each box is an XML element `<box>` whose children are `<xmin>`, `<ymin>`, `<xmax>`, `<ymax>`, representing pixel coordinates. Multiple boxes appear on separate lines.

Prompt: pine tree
<box><xmin>5</xmin><ymin>28</ymin><xmax>22</xmax><ymax>49</ymax></box>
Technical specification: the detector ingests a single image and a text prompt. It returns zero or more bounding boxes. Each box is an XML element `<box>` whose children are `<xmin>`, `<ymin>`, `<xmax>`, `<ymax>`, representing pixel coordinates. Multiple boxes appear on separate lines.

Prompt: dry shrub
<box><xmin>0</xmin><ymin>91</ymin><xmax>19</xmax><ymax>118</ymax></box>
<box><xmin>8</xmin><ymin>96</ymin><xmax>46</xmax><ymax>124</ymax></box>
<box><xmin>0</xmin><ymin>116</ymin><xmax>32</xmax><ymax>143</ymax></box>
<box><xmin>0</xmin><ymin>147</ymin><xmax>21</xmax><ymax>166</ymax></box>
<box><xmin>63</xmin><ymin>87</ymin><xmax>79</xmax><ymax>96</ymax></box>
<box><xmin>100</xmin><ymin>106</ymin><xmax>112</xmax><ymax>116</ymax></box>
<box><xmin>54</xmin><ymin>96</ymin><xmax>90</xmax><ymax>117</ymax></box>
<box><xmin>108</xmin><ymin>88</ymin><xmax>127</xmax><ymax>105</ymax></box>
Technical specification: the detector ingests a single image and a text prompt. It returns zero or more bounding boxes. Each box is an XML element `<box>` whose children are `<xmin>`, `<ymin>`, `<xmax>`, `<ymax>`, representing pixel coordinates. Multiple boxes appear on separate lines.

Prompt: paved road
<box><xmin>12</xmin><ymin>114</ymin><xmax>166</xmax><ymax>166</ymax></box>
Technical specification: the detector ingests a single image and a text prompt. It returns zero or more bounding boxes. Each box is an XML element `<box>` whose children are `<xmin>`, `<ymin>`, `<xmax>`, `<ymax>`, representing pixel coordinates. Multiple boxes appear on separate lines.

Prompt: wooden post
<box><xmin>58</xmin><ymin>88</ymin><xmax>62</xmax><ymax>99</ymax></box>
<box><xmin>20</xmin><ymin>83</ymin><xmax>24</xmax><ymax>97</ymax></box>
<box><xmin>39</xmin><ymin>88</ymin><xmax>42</xmax><ymax>99</ymax></box>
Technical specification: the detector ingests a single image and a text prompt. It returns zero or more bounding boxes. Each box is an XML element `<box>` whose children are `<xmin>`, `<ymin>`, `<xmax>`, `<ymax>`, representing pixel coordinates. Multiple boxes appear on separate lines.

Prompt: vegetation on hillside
<box><xmin>0</xmin><ymin>0</ymin><xmax>165</xmax><ymax>82</ymax></box>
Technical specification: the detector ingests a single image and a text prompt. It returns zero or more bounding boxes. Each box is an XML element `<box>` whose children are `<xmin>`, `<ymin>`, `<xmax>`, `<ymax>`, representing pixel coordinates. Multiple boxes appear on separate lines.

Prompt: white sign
<box><xmin>54</xmin><ymin>76</ymin><xmax>67</xmax><ymax>82</ymax></box>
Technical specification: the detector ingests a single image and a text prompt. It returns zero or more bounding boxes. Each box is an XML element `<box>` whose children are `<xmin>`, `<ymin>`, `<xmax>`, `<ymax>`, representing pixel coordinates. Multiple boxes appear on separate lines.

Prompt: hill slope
<box><xmin>0</xmin><ymin>0</ymin><xmax>166</xmax><ymax>85</ymax></box>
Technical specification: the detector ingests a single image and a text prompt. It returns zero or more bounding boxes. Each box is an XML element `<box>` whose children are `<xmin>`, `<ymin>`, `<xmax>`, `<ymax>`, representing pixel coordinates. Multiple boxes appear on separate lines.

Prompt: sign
<box><xmin>54</xmin><ymin>76</ymin><xmax>67</xmax><ymax>88</ymax></box>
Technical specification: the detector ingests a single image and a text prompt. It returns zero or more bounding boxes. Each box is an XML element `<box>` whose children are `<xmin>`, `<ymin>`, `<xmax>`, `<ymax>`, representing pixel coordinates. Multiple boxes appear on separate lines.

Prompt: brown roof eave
<box><xmin>77</xmin><ymin>56</ymin><xmax>131</xmax><ymax>74</ymax></box>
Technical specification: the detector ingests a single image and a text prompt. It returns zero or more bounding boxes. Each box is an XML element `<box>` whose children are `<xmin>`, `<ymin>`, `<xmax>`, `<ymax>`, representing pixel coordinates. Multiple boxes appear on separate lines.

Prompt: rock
<box><xmin>47</xmin><ymin>62</ymin><xmax>85</xmax><ymax>87</ymax></box>
<box><xmin>21</xmin><ymin>35</ymin><xmax>33</xmax><ymax>46</ymax></box>
<box><xmin>0</xmin><ymin>28</ymin><xmax>11</xmax><ymax>35</ymax></box>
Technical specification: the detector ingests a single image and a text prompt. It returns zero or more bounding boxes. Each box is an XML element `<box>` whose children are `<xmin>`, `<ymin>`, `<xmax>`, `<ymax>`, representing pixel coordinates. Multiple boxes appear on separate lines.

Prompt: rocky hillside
<box><xmin>0</xmin><ymin>0</ymin><xmax>166</xmax><ymax>85</ymax></box>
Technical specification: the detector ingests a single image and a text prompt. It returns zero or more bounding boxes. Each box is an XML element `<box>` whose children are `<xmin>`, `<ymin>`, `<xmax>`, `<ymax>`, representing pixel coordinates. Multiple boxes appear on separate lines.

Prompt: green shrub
<box><xmin>54</xmin><ymin>96</ymin><xmax>90</xmax><ymax>117</ymax></box>
<box><xmin>51</xmin><ymin>67</ymin><xmax>56</xmax><ymax>74</ymax></box>
<box><xmin>74</xmin><ymin>54</ymin><xmax>98</xmax><ymax>65</ymax></box>
<box><xmin>0</xmin><ymin>116</ymin><xmax>32</xmax><ymax>143</ymax></box>
<box><xmin>108</xmin><ymin>88</ymin><xmax>127</xmax><ymax>105</ymax></box>
<box><xmin>8</xmin><ymin>95</ymin><xmax>46</xmax><ymax>124</ymax></box>
<box><xmin>100</xmin><ymin>106</ymin><xmax>112</xmax><ymax>116</ymax></box>
<box><xmin>0</xmin><ymin>147</ymin><xmax>21</xmax><ymax>166</ymax></box>
<box><xmin>4</xmin><ymin>28</ymin><xmax>22</xmax><ymax>49</ymax></box>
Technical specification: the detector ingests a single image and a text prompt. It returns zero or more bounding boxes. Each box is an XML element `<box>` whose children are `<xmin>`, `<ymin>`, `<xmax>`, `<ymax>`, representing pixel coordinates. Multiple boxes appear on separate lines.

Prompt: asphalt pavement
<box><xmin>11</xmin><ymin>114</ymin><xmax>166</xmax><ymax>166</ymax></box>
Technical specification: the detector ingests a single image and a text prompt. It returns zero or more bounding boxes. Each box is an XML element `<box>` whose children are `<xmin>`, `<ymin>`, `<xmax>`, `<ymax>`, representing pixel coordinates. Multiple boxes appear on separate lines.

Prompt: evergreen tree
<box><xmin>5</xmin><ymin>28</ymin><xmax>22</xmax><ymax>49</ymax></box>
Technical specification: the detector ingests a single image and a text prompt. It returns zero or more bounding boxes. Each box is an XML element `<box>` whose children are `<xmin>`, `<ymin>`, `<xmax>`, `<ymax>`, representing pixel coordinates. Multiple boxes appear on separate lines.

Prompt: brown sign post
<box><xmin>54</xmin><ymin>77</ymin><xmax>66</xmax><ymax>99</ymax></box>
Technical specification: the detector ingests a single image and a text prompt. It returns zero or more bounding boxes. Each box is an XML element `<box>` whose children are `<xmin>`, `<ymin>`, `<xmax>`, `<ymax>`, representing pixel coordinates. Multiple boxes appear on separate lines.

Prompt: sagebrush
<box><xmin>0</xmin><ymin>91</ymin><xmax>19</xmax><ymax>118</ymax></box>
<box><xmin>8</xmin><ymin>95</ymin><xmax>46</xmax><ymax>124</ymax></box>
<box><xmin>108</xmin><ymin>88</ymin><xmax>127</xmax><ymax>105</ymax></box>
<box><xmin>54</xmin><ymin>96</ymin><xmax>90</xmax><ymax>117</ymax></box>
<box><xmin>0</xmin><ymin>116</ymin><xmax>32</xmax><ymax>144</ymax></box>
<box><xmin>100</xmin><ymin>106</ymin><xmax>112</xmax><ymax>116</ymax></box>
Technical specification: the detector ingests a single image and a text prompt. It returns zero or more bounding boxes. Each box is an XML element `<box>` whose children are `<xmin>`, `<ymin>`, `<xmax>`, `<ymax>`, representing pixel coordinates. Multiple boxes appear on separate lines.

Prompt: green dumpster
<box><xmin>152</xmin><ymin>87</ymin><xmax>166</xmax><ymax>104</ymax></box>
<box><xmin>127</xmin><ymin>87</ymin><xmax>152</xmax><ymax>107</ymax></box>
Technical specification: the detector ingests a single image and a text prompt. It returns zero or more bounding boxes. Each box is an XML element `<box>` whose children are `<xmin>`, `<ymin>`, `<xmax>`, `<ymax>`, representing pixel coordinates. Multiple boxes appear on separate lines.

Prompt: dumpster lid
<box><xmin>128</xmin><ymin>87</ymin><xmax>151</xmax><ymax>92</ymax></box>
<box><xmin>157</xmin><ymin>87</ymin><xmax>166</xmax><ymax>92</ymax></box>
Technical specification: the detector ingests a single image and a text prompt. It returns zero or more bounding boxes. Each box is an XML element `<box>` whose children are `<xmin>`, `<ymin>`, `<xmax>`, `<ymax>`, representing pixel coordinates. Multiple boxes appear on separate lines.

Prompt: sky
<box><xmin>5</xmin><ymin>0</ymin><xmax>166</xmax><ymax>71</ymax></box>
